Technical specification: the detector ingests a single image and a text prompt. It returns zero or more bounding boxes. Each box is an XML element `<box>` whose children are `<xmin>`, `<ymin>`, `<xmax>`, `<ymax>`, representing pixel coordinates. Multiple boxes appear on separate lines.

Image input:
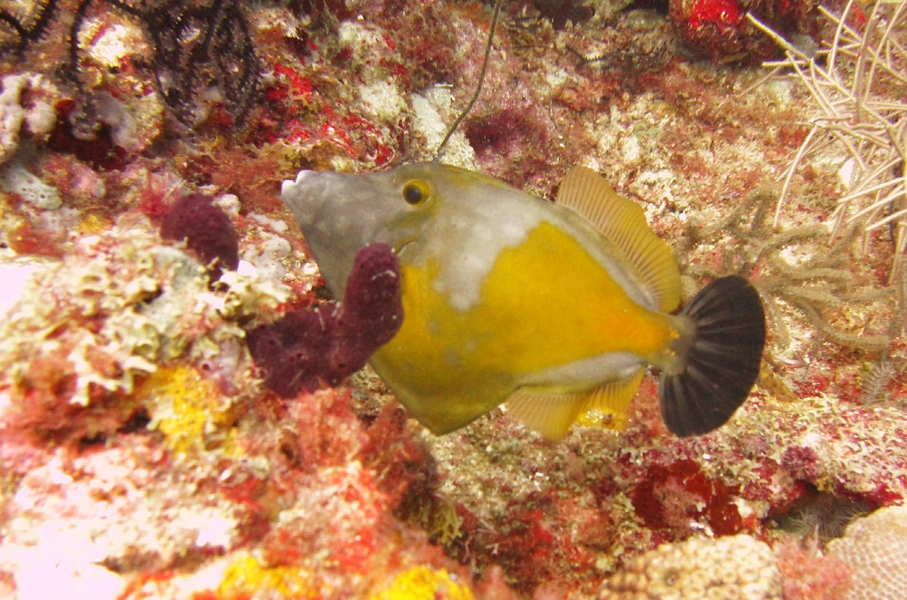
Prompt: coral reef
<box><xmin>0</xmin><ymin>0</ymin><xmax>261</xmax><ymax>128</ymax></box>
<box><xmin>0</xmin><ymin>0</ymin><xmax>906</xmax><ymax>597</ymax></box>
<box><xmin>596</xmin><ymin>534</ymin><xmax>782</xmax><ymax>599</ymax></box>
<box><xmin>775</xmin><ymin>541</ymin><xmax>853</xmax><ymax>600</ymax></box>
<box><xmin>371</xmin><ymin>565</ymin><xmax>476</xmax><ymax>600</ymax></box>
<box><xmin>752</xmin><ymin>0</ymin><xmax>907</xmax><ymax>277</ymax></box>
<box><xmin>0</xmin><ymin>216</ymin><xmax>283</xmax><ymax>443</ymax></box>
<box><xmin>827</xmin><ymin>505</ymin><xmax>907</xmax><ymax>600</ymax></box>
<box><xmin>0</xmin><ymin>73</ymin><xmax>60</xmax><ymax>165</ymax></box>
<box><xmin>682</xmin><ymin>185</ymin><xmax>894</xmax><ymax>351</ymax></box>
<box><xmin>669</xmin><ymin>0</ymin><xmax>818</xmax><ymax>62</ymax></box>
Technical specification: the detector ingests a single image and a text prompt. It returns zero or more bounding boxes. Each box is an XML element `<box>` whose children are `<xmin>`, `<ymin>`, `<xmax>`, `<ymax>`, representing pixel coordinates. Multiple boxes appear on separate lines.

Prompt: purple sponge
<box><xmin>247</xmin><ymin>243</ymin><xmax>403</xmax><ymax>398</ymax></box>
<box><xmin>160</xmin><ymin>193</ymin><xmax>239</xmax><ymax>280</ymax></box>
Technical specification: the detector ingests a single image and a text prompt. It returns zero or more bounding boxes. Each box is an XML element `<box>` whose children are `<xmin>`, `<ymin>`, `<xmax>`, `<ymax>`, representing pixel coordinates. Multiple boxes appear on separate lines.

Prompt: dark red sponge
<box><xmin>160</xmin><ymin>193</ymin><xmax>239</xmax><ymax>280</ymax></box>
<box><xmin>247</xmin><ymin>243</ymin><xmax>403</xmax><ymax>398</ymax></box>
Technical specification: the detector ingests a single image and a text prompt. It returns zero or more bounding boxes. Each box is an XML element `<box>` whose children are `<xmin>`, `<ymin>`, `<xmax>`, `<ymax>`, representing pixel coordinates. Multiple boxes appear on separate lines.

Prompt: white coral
<box><xmin>598</xmin><ymin>534</ymin><xmax>782</xmax><ymax>600</ymax></box>
<box><xmin>0</xmin><ymin>73</ymin><xmax>60</xmax><ymax>165</ymax></box>
<box><xmin>0</xmin><ymin>445</ymin><xmax>241</xmax><ymax>600</ymax></box>
<box><xmin>0</xmin><ymin>222</ymin><xmax>165</xmax><ymax>406</ymax></box>
<box><xmin>828</xmin><ymin>504</ymin><xmax>907</xmax><ymax>600</ymax></box>
<box><xmin>0</xmin><ymin>215</ymin><xmax>291</xmax><ymax>410</ymax></box>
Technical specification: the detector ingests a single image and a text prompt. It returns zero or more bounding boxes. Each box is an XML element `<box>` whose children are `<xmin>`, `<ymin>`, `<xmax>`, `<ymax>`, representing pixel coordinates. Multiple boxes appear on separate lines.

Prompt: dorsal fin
<box><xmin>557</xmin><ymin>166</ymin><xmax>682</xmax><ymax>313</ymax></box>
<box><xmin>505</xmin><ymin>368</ymin><xmax>645</xmax><ymax>440</ymax></box>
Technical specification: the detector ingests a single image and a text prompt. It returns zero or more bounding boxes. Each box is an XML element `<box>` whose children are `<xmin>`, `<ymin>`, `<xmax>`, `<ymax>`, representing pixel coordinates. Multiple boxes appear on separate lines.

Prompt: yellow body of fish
<box><xmin>281</xmin><ymin>163</ymin><xmax>765</xmax><ymax>438</ymax></box>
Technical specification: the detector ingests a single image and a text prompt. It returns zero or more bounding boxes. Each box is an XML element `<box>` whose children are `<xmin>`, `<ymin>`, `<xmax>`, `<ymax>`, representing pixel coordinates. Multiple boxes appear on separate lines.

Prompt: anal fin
<box><xmin>576</xmin><ymin>368</ymin><xmax>645</xmax><ymax>431</ymax></box>
<box><xmin>506</xmin><ymin>368</ymin><xmax>645</xmax><ymax>440</ymax></box>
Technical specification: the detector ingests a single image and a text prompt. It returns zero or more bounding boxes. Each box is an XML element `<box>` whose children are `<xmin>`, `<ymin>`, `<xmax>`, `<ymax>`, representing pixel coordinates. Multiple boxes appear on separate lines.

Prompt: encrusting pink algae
<box><xmin>1</xmin><ymin>0</ymin><xmax>906</xmax><ymax>598</ymax></box>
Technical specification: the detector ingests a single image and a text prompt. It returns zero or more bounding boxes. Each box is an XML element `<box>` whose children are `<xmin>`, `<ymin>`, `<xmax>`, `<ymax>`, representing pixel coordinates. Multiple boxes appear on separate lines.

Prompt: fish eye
<box><xmin>402</xmin><ymin>180</ymin><xmax>430</xmax><ymax>206</ymax></box>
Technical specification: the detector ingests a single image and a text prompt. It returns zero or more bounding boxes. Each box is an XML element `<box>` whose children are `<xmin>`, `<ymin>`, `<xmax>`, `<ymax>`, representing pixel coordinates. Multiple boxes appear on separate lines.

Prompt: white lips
<box><xmin>280</xmin><ymin>170</ymin><xmax>317</xmax><ymax>196</ymax></box>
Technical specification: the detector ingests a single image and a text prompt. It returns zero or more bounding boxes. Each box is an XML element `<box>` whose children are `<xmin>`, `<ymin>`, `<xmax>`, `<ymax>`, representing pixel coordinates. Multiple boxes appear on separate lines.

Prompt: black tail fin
<box><xmin>660</xmin><ymin>276</ymin><xmax>766</xmax><ymax>437</ymax></box>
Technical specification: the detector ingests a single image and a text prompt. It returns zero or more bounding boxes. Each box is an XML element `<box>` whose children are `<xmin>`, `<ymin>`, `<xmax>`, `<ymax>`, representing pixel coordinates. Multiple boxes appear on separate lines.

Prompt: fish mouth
<box><xmin>394</xmin><ymin>237</ymin><xmax>416</xmax><ymax>255</ymax></box>
<box><xmin>280</xmin><ymin>169</ymin><xmax>315</xmax><ymax>196</ymax></box>
<box><xmin>281</xmin><ymin>169</ymin><xmax>345</xmax><ymax>228</ymax></box>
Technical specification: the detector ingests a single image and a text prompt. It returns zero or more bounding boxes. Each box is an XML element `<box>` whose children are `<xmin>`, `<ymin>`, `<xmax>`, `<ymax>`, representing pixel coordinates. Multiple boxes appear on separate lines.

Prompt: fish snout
<box><xmin>281</xmin><ymin>170</ymin><xmax>334</xmax><ymax>227</ymax></box>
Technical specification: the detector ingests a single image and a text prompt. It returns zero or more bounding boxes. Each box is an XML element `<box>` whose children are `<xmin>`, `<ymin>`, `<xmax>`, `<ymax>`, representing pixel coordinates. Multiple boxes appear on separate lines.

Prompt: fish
<box><xmin>280</xmin><ymin>163</ymin><xmax>766</xmax><ymax>439</ymax></box>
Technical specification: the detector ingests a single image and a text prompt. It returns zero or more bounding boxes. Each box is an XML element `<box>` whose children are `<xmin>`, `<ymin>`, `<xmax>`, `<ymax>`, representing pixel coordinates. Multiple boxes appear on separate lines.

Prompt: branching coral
<box><xmin>109</xmin><ymin>0</ymin><xmax>261</xmax><ymax>127</ymax></box>
<box><xmin>683</xmin><ymin>184</ymin><xmax>894</xmax><ymax>350</ymax></box>
<box><xmin>749</xmin><ymin>0</ymin><xmax>907</xmax><ymax>279</ymax></box>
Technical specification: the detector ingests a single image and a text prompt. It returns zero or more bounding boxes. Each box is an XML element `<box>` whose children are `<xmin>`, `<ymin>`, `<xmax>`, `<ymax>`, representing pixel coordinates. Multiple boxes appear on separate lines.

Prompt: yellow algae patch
<box><xmin>422</xmin><ymin>498</ymin><xmax>463</xmax><ymax>547</ymax></box>
<box><xmin>370</xmin><ymin>566</ymin><xmax>474</xmax><ymax>600</ymax></box>
<box><xmin>137</xmin><ymin>366</ymin><xmax>238</xmax><ymax>456</ymax></box>
<box><xmin>78</xmin><ymin>213</ymin><xmax>112</xmax><ymax>235</ymax></box>
<box><xmin>217</xmin><ymin>555</ymin><xmax>317</xmax><ymax>600</ymax></box>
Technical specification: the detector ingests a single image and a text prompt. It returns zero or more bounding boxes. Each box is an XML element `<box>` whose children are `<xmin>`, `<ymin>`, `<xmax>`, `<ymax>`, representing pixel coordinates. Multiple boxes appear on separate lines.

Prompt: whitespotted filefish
<box><xmin>281</xmin><ymin>163</ymin><xmax>765</xmax><ymax>438</ymax></box>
